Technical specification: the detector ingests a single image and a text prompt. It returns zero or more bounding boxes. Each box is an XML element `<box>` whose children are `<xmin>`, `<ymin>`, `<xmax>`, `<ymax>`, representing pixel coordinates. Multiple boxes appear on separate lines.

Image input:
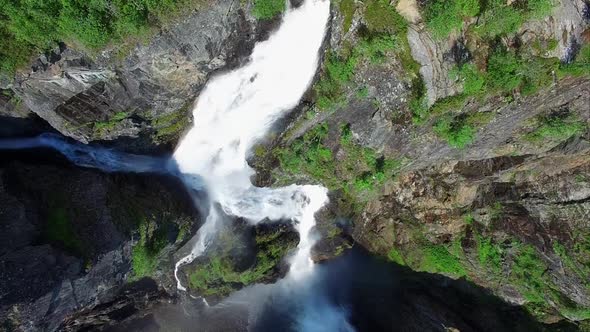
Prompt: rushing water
<box><xmin>0</xmin><ymin>133</ymin><xmax>169</xmax><ymax>173</ymax></box>
<box><xmin>172</xmin><ymin>0</ymin><xmax>331</xmax><ymax>288</ymax></box>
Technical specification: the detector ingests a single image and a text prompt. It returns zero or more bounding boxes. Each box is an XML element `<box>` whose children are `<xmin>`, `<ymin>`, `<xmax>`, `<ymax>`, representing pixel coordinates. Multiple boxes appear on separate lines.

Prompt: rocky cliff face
<box><xmin>251</xmin><ymin>0</ymin><xmax>590</xmax><ymax>325</ymax></box>
<box><xmin>1</xmin><ymin>0</ymin><xmax>268</xmax><ymax>153</ymax></box>
<box><xmin>0</xmin><ymin>150</ymin><xmax>198</xmax><ymax>331</ymax></box>
<box><xmin>1</xmin><ymin>0</ymin><xmax>589</xmax><ymax>329</ymax></box>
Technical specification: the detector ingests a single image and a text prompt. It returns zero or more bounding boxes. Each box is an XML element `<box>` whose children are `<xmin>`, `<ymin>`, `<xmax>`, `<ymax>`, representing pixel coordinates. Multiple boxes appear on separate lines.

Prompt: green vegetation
<box><xmin>433</xmin><ymin>111</ymin><xmax>493</xmax><ymax>148</ymax></box>
<box><xmin>0</xmin><ymin>0</ymin><xmax>210</xmax><ymax>74</ymax></box>
<box><xmin>364</xmin><ymin>0</ymin><xmax>408</xmax><ymax>34</ymax></box>
<box><xmin>415</xmin><ymin>244</ymin><xmax>467</xmax><ymax>277</ymax></box>
<box><xmin>131</xmin><ymin>219</ymin><xmax>168</xmax><ymax>279</ymax></box>
<box><xmin>422</xmin><ymin>0</ymin><xmax>554</xmax><ymax>39</ymax></box>
<box><xmin>44</xmin><ymin>206</ymin><xmax>84</xmax><ymax>256</ymax></box>
<box><xmin>476</xmin><ymin>235</ymin><xmax>502</xmax><ymax>273</ymax></box>
<box><xmin>387</xmin><ymin>247</ymin><xmax>405</xmax><ymax>265</ymax></box>
<box><xmin>559</xmin><ymin>43</ymin><xmax>590</xmax><ymax>77</ymax></box>
<box><xmin>510</xmin><ymin>244</ymin><xmax>548</xmax><ymax>304</ymax></box>
<box><xmin>525</xmin><ymin>112</ymin><xmax>585</xmax><ymax>143</ymax></box>
<box><xmin>188</xmin><ymin>229</ymin><xmax>294</xmax><ymax>297</ymax></box>
<box><xmin>451</xmin><ymin>63</ymin><xmax>485</xmax><ymax>96</ymax></box>
<box><xmin>315</xmin><ymin>52</ymin><xmax>358</xmax><ymax>110</ymax></box>
<box><xmin>252</xmin><ymin>0</ymin><xmax>285</xmax><ymax>20</ymax></box>
<box><xmin>93</xmin><ymin>112</ymin><xmax>128</xmax><ymax>136</ymax></box>
<box><xmin>339</xmin><ymin>0</ymin><xmax>356</xmax><ymax>33</ymax></box>
<box><xmin>275</xmin><ymin>123</ymin><xmax>405</xmax><ymax>208</ymax></box>
<box><xmin>433</xmin><ymin>115</ymin><xmax>476</xmax><ymax>148</ymax></box>
<box><xmin>152</xmin><ymin>106</ymin><xmax>191</xmax><ymax>143</ymax></box>
<box><xmin>423</xmin><ymin>0</ymin><xmax>479</xmax><ymax>38</ymax></box>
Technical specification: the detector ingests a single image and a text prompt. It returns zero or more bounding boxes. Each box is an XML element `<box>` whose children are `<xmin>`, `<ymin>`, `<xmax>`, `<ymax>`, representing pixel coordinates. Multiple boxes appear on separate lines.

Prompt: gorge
<box><xmin>0</xmin><ymin>0</ymin><xmax>589</xmax><ymax>331</ymax></box>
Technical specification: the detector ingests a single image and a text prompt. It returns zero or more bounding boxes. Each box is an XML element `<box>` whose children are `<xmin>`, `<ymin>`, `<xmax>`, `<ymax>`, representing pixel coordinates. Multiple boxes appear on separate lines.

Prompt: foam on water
<box><xmin>172</xmin><ymin>0</ymin><xmax>331</xmax><ymax>289</ymax></box>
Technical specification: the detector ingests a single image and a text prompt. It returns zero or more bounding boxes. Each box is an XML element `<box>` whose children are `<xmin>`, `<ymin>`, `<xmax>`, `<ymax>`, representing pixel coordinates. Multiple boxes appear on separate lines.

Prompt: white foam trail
<box><xmin>173</xmin><ymin>0</ymin><xmax>331</xmax><ymax>290</ymax></box>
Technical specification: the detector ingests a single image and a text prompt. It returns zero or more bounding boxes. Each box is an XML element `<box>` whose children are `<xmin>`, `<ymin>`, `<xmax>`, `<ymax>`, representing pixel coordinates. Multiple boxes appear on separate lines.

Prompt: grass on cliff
<box><xmin>525</xmin><ymin>112</ymin><xmax>585</xmax><ymax>143</ymax></box>
<box><xmin>0</xmin><ymin>0</ymin><xmax>211</xmax><ymax>74</ymax></box>
<box><xmin>131</xmin><ymin>218</ymin><xmax>168</xmax><ymax>279</ymax></box>
<box><xmin>275</xmin><ymin>123</ymin><xmax>404</xmax><ymax>206</ymax></box>
<box><xmin>316</xmin><ymin>0</ymin><xmax>417</xmax><ymax>112</ymax></box>
<box><xmin>422</xmin><ymin>0</ymin><xmax>554</xmax><ymax>39</ymax></box>
<box><xmin>433</xmin><ymin>111</ymin><xmax>493</xmax><ymax>148</ymax></box>
<box><xmin>93</xmin><ymin>111</ymin><xmax>128</xmax><ymax>137</ymax></box>
<box><xmin>252</xmin><ymin>0</ymin><xmax>285</xmax><ymax>20</ymax></box>
<box><xmin>188</xmin><ymin>229</ymin><xmax>294</xmax><ymax>297</ymax></box>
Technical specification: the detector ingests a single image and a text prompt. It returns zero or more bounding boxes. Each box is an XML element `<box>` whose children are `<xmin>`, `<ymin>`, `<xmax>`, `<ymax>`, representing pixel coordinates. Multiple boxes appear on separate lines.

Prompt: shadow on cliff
<box><xmin>90</xmin><ymin>247</ymin><xmax>584</xmax><ymax>332</ymax></box>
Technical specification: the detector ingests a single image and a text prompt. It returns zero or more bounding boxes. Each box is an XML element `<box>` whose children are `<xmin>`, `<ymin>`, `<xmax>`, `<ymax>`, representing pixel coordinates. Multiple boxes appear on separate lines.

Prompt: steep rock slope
<box><xmin>0</xmin><ymin>150</ymin><xmax>198</xmax><ymax>331</ymax></box>
<box><xmin>1</xmin><ymin>0</ymin><xmax>267</xmax><ymax>153</ymax></box>
<box><xmin>251</xmin><ymin>0</ymin><xmax>590</xmax><ymax>324</ymax></box>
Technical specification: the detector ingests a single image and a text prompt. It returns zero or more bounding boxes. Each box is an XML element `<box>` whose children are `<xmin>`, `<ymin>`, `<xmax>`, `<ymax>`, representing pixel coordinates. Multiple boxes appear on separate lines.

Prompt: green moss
<box><xmin>44</xmin><ymin>206</ymin><xmax>84</xmax><ymax>256</ymax></box>
<box><xmin>131</xmin><ymin>219</ymin><xmax>168</xmax><ymax>279</ymax></box>
<box><xmin>93</xmin><ymin>112</ymin><xmax>129</xmax><ymax>136</ymax></box>
<box><xmin>339</xmin><ymin>0</ymin><xmax>356</xmax><ymax>33</ymax></box>
<box><xmin>0</xmin><ymin>0</ymin><xmax>211</xmax><ymax>74</ymax></box>
<box><xmin>424</xmin><ymin>0</ymin><xmax>479</xmax><ymax>38</ymax></box>
<box><xmin>252</xmin><ymin>0</ymin><xmax>285</xmax><ymax>20</ymax></box>
<box><xmin>364</xmin><ymin>0</ymin><xmax>408</xmax><ymax>35</ymax></box>
<box><xmin>387</xmin><ymin>247</ymin><xmax>405</xmax><ymax>265</ymax></box>
<box><xmin>152</xmin><ymin>107</ymin><xmax>190</xmax><ymax>142</ymax></box>
<box><xmin>356</xmin><ymin>86</ymin><xmax>369</xmax><ymax>99</ymax></box>
<box><xmin>188</xmin><ymin>228</ymin><xmax>294</xmax><ymax>297</ymax></box>
<box><xmin>511</xmin><ymin>244</ymin><xmax>548</xmax><ymax>304</ymax></box>
<box><xmin>415</xmin><ymin>244</ymin><xmax>467</xmax><ymax>277</ymax></box>
<box><xmin>476</xmin><ymin>235</ymin><xmax>502</xmax><ymax>273</ymax></box>
<box><xmin>525</xmin><ymin>112</ymin><xmax>585</xmax><ymax>143</ymax></box>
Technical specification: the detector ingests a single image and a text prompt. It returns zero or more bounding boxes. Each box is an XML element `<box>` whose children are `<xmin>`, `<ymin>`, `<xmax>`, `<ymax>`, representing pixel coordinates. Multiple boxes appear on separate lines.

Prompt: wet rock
<box><xmin>0</xmin><ymin>153</ymin><xmax>198</xmax><ymax>331</ymax></box>
<box><xmin>176</xmin><ymin>219</ymin><xmax>298</xmax><ymax>304</ymax></box>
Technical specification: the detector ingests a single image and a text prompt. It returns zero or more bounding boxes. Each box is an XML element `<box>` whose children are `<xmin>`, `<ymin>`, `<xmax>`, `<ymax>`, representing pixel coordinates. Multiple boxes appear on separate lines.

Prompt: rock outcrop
<box><xmin>0</xmin><ymin>150</ymin><xmax>198</xmax><ymax>331</ymax></box>
<box><xmin>2</xmin><ymin>0</ymin><xmax>263</xmax><ymax>153</ymax></box>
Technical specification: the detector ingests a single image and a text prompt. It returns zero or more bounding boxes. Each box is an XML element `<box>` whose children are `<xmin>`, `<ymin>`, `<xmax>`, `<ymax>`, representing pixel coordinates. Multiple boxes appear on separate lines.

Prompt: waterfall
<box><xmin>173</xmin><ymin>0</ymin><xmax>331</xmax><ymax>289</ymax></box>
<box><xmin>0</xmin><ymin>133</ymin><xmax>168</xmax><ymax>174</ymax></box>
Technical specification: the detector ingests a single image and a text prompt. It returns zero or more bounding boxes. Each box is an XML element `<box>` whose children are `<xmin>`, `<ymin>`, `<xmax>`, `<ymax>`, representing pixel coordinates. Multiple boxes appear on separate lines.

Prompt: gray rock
<box><xmin>8</xmin><ymin>0</ymin><xmax>258</xmax><ymax>152</ymax></box>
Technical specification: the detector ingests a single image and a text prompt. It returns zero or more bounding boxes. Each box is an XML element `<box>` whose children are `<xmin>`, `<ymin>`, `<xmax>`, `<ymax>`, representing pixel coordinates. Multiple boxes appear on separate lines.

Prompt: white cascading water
<box><xmin>173</xmin><ymin>0</ymin><xmax>331</xmax><ymax>289</ymax></box>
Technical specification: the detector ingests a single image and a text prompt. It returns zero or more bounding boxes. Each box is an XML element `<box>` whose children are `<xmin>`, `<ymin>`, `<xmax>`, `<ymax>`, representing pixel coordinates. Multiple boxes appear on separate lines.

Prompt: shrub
<box><xmin>525</xmin><ymin>113</ymin><xmax>585</xmax><ymax>143</ymax></box>
<box><xmin>476</xmin><ymin>5</ymin><xmax>524</xmax><ymax>38</ymax></box>
<box><xmin>423</xmin><ymin>0</ymin><xmax>479</xmax><ymax>38</ymax></box>
<box><xmin>364</xmin><ymin>0</ymin><xmax>408</xmax><ymax>34</ymax></box>
<box><xmin>418</xmin><ymin>245</ymin><xmax>467</xmax><ymax>277</ymax></box>
<box><xmin>252</xmin><ymin>0</ymin><xmax>285</xmax><ymax>20</ymax></box>
<box><xmin>527</xmin><ymin>0</ymin><xmax>554</xmax><ymax>19</ymax></box>
<box><xmin>433</xmin><ymin>115</ymin><xmax>476</xmax><ymax>148</ymax></box>
<box><xmin>486</xmin><ymin>50</ymin><xmax>522</xmax><ymax>92</ymax></box>
<box><xmin>452</xmin><ymin>63</ymin><xmax>485</xmax><ymax>95</ymax></box>
<box><xmin>0</xmin><ymin>0</ymin><xmax>211</xmax><ymax>74</ymax></box>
